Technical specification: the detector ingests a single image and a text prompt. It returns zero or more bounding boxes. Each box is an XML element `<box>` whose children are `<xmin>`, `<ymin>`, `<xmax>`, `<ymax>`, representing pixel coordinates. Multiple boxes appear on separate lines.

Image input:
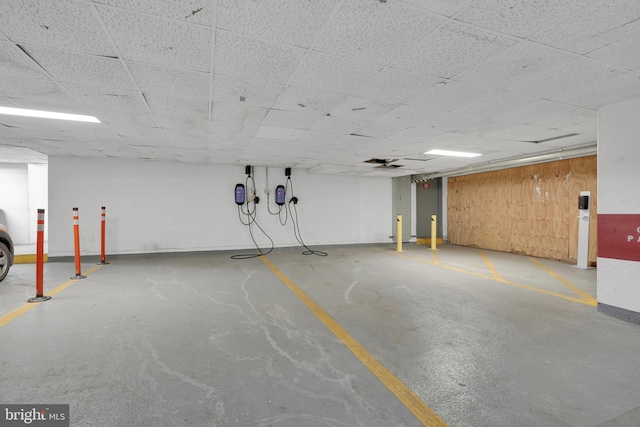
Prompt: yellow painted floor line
<box><xmin>0</xmin><ymin>264</ymin><xmax>105</xmax><ymax>328</ymax></box>
<box><xmin>528</xmin><ymin>257</ymin><xmax>597</xmax><ymax>305</ymax></box>
<box><xmin>479</xmin><ymin>250</ymin><xmax>505</xmax><ymax>281</ymax></box>
<box><xmin>260</xmin><ymin>256</ymin><xmax>448</xmax><ymax>427</ymax></box>
<box><xmin>394</xmin><ymin>251</ymin><xmax>594</xmax><ymax>306</ymax></box>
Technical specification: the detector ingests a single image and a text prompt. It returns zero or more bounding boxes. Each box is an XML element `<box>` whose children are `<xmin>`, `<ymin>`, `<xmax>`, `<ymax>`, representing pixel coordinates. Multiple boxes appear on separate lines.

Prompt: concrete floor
<box><xmin>1</xmin><ymin>243</ymin><xmax>639</xmax><ymax>427</ymax></box>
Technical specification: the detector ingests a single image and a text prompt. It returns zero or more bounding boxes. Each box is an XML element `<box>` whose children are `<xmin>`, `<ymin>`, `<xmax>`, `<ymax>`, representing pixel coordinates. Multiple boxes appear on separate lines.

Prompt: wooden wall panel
<box><xmin>447</xmin><ymin>156</ymin><xmax>597</xmax><ymax>263</ymax></box>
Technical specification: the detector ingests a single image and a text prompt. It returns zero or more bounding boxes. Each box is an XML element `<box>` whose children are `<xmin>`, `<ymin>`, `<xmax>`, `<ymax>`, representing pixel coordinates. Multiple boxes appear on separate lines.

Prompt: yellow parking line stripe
<box><xmin>528</xmin><ymin>257</ymin><xmax>596</xmax><ymax>305</ymax></box>
<box><xmin>480</xmin><ymin>250</ymin><xmax>505</xmax><ymax>281</ymax></box>
<box><xmin>0</xmin><ymin>264</ymin><xmax>105</xmax><ymax>328</ymax></box>
<box><xmin>394</xmin><ymin>251</ymin><xmax>595</xmax><ymax>306</ymax></box>
<box><xmin>261</xmin><ymin>256</ymin><xmax>448</xmax><ymax>427</ymax></box>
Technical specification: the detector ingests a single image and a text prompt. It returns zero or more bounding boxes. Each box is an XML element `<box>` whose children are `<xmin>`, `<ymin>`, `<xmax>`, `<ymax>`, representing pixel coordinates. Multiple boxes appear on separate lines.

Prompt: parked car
<box><xmin>0</xmin><ymin>223</ymin><xmax>14</xmax><ymax>281</ymax></box>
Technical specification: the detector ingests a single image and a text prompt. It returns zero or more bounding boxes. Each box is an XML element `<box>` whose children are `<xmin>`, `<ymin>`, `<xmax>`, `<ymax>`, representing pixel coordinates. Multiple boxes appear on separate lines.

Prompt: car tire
<box><xmin>0</xmin><ymin>242</ymin><xmax>10</xmax><ymax>282</ymax></box>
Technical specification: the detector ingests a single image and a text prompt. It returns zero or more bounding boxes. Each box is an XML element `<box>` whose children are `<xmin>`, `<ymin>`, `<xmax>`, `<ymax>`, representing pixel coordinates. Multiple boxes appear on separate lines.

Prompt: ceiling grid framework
<box><xmin>0</xmin><ymin>0</ymin><xmax>638</xmax><ymax>175</ymax></box>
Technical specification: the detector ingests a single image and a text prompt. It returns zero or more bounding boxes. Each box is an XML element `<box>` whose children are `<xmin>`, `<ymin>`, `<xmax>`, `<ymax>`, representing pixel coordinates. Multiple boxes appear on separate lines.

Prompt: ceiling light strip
<box><xmin>0</xmin><ymin>107</ymin><xmax>100</xmax><ymax>123</ymax></box>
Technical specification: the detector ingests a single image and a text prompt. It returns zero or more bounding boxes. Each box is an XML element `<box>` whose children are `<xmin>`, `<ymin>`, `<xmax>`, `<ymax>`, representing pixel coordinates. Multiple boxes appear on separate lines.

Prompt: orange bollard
<box><xmin>28</xmin><ymin>209</ymin><xmax>51</xmax><ymax>302</ymax></box>
<box><xmin>98</xmin><ymin>206</ymin><xmax>109</xmax><ymax>265</ymax></box>
<box><xmin>71</xmin><ymin>207</ymin><xmax>86</xmax><ymax>279</ymax></box>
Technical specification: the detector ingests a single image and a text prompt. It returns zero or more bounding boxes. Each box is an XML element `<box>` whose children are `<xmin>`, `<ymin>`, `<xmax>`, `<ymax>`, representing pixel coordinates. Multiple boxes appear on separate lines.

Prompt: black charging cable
<box><xmin>286</xmin><ymin>177</ymin><xmax>327</xmax><ymax>257</ymax></box>
<box><xmin>231</xmin><ymin>174</ymin><xmax>274</xmax><ymax>259</ymax></box>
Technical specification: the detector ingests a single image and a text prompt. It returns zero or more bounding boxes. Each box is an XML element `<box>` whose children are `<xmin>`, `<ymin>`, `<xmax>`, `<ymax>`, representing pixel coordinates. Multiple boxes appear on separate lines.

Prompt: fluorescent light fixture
<box><xmin>0</xmin><ymin>106</ymin><xmax>100</xmax><ymax>123</ymax></box>
<box><xmin>425</xmin><ymin>149</ymin><xmax>481</xmax><ymax>158</ymax></box>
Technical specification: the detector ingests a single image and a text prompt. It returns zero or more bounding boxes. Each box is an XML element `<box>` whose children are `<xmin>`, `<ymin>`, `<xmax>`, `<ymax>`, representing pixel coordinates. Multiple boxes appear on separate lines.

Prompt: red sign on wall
<box><xmin>598</xmin><ymin>214</ymin><xmax>640</xmax><ymax>262</ymax></box>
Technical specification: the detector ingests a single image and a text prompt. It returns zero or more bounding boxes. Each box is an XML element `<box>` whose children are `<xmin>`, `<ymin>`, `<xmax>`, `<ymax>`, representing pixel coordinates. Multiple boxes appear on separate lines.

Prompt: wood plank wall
<box><xmin>448</xmin><ymin>156</ymin><xmax>597</xmax><ymax>264</ymax></box>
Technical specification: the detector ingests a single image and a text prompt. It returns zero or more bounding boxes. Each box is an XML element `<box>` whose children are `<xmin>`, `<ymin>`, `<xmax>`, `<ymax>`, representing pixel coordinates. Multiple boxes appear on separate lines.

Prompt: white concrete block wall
<box><xmin>0</xmin><ymin>163</ymin><xmax>30</xmax><ymax>244</ymax></box>
<box><xmin>48</xmin><ymin>157</ymin><xmax>392</xmax><ymax>257</ymax></box>
<box><xmin>597</xmin><ymin>96</ymin><xmax>640</xmax><ymax>315</ymax></box>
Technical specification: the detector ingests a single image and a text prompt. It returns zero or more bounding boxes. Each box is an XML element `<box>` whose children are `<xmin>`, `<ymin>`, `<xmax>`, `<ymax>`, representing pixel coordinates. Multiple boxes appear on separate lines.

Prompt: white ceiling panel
<box><xmin>211</xmin><ymin>103</ymin><xmax>269</xmax><ymax>126</ymax></box>
<box><xmin>0</xmin><ymin>42</ymin><xmax>50</xmax><ymax>81</ymax></box>
<box><xmin>392</xmin><ymin>21</ymin><xmax>518</xmax><ymax>78</ymax></box>
<box><xmin>313</xmin><ymin>0</ymin><xmax>446</xmax><ymax>65</ymax></box>
<box><xmin>272</xmin><ymin>87</ymin><xmax>345</xmax><ymax>115</ymax></box>
<box><xmin>400</xmin><ymin>0</ymin><xmax>471</xmax><ymax>18</ymax></box>
<box><xmin>94</xmin><ymin>0</ymin><xmax>212</xmax><ymax>26</ymax></box>
<box><xmin>0</xmin><ymin>0</ymin><xmax>116</xmax><ymax>56</ymax></box>
<box><xmin>97</xmin><ymin>6</ymin><xmax>211</xmax><ymax>72</ymax></box>
<box><xmin>143</xmin><ymin>93</ymin><xmax>209</xmax><ymax>120</ymax></box>
<box><xmin>1</xmin><ymin>77</ymin><xmax>79</xmax><ymax>106</ymax></box>
<box><xmin>531</xmin><ymin>0</ymin><xmax>640</xmax><ymax>55</ymax></box>
<box><xmin>329</xmin><ymin>97</ymin><xmax>400</xmax><ymax>121</ymax></box>
<box><xmin>89</xmin><ymin>109</ymin><xmax>157</xmax><ymax>128</ymax></box>
<box><xmin>262</xmin><ymin>110</ymin><xmax>319</xmax><ymax>130</ymax></box>
<box><xmin>452</xmin><ymin>90</ymin><xmax>539</xmax><ymax>118</ymax></box>
<box><xmin>127</xmin><ymin>63</ymin><xmax>210</xmax><ymax>100</ymax></box>
<box><xmin>216</xmin><ymin>0</ymin><xmax>338</xmax><ymax>48</ymax></box>
<box><xmin>212</xmin><ymin>75</ymin><xmax>284</xmax><ymax>108</ymax></box>
<box><xmin>153</xmin><ymin>114</ymin><xmax>209</xmax><ymax>132</ymax></box>
<box><xmin>62</xmin><ymin>83</ymin><xmax>149</xmax><ymax>113</ymax></box>
<box><xmin>588</xmin><ymin>33</ymin><xmax>640</xmax><ymax>71</ymax></box>
<box><xmin>456</xmin><ymin>41</ymin><xmax>576</xmax><ymax>89</ymax></box>
<box><xmin>454</xmin><ymin>0</ymin><xmax>590</xmax><ymax>38</ymax></box>
<box><xmin>23</xmin><ymin>46</ymin><xmax>136</xmax><ymax>89</ymax></box>
<box><xmin>309</xmin><ymin>116</ymin><xmax>370</xmax><ymax>135</ymax></box>
<box><xmin>504</xmin><ymin>57</ymin><xmax>624</xmax><ymax>106</ymax></box>
<box><xmin>406</xmin><ymin>80</ymin><xmax>496</xmax><ymax>113</ymax></box>
<box><xmin>0</xmin><ymin>1</ymin><xmax>624</xmax><ymax>174</ymax></box>
<box><xmin>353</xmin><ymin>69</ymin><xmax>442</xmax><ymax>104</ymax></box>
<box><xmin>214</xmin><ymin>31</ymin><xmax>306</xmax><ymax>85</ymax></box>
<box><xmin>288</xmin><ymin>52</ymin><xmax>382</xmax><ymax>95</ymax></box>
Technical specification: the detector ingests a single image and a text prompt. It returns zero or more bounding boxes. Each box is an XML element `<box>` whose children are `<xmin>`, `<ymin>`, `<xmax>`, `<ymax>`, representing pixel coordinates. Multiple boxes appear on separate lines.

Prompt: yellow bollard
<box><xmin>396</xmin><ymin>214</ymin><xmax>402</xmax><ymax>252</ymax></box>
<box><xmin>431</xmin><ymin>214</ymin><xmax>437</xmax><ymax>251</ymax></box>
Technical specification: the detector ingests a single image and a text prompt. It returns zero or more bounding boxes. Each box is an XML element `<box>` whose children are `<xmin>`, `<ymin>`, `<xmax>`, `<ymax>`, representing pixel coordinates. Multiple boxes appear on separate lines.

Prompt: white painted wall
<box><xmin>48</xmin><ymin>156</ymin><xmax>392</xmax><ymax>257</ymax></box>
<box><xmin>598</xmin><ymin>96</ymin><xmax>640</xmax><ymax>314</ymax></box>
<box><xmin>0</xmin><ymin>163</ymin><xmax>30</xmax><ymax>244</ymax></box>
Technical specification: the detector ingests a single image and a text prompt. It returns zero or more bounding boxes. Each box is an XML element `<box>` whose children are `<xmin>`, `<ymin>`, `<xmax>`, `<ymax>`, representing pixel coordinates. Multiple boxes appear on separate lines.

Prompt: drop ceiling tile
<box><xmin>392</xmin><ymin>21</ymin><xmax>518</xmax><ymax>78</ymax></box>
<box><xmin>0</xmin><ymin>0</ymin><xmax>116</xmax><ymax>56</ymax></box>
<box><xmin>272</xmin><ymin>87</ymin><xmax>346</xmax><ymax>114</ymax></box>
<box><xmin>0</xmin><ymin>77</ymin><xmax>78</xmax><ymax>105</ymax></box>
<box><xmin>143</xmin><ymin>93</ymin><xmax>209</xmax><ymax>119</ymax></box>
<box><xmin>313</xmin><ymin>0</ymin><xmax>445</xmax><ymax>65</ymax></box>
<box><xmin>89</xmin><ymin>108</ymin><xmax>157</xmax><ymax>128</ymax></box>
<box><xmin>254</xmin><ymin>126</ymin><xmax>304</xmax><ymax>141</ymax></box>
<box><xmin>297</xmin><ymin>130</ymin><xmax>343</xmax><ymax>144</ymax></box>
<box><xmin>456</xmin><ymin>41</ymin><xmax>575</xmax><ymax>89</ymax></box>
<box><xmin>588</xmin><ymin>33</ymin><xmax>640</xmax><ymax>71</ymax></box>
<box><xmin>341</xmin><ymin>121</ymin><xmax>404</xmax><ymax>139</ymax></box>
<box><xmin>174</xmin><ymin>148</ymin><xmax>210</xmax><ymax>163</ymax></box>
<box><xmin>210</xmin><ymin>120</ymin><xmax>260</xmax><ymax>136</ymax></box>
<box><xmin>133</xmin><ymin>146</ymin><xmax>175</xmax><ymax>160</ymax></box>
<box><xmin>453</xmin><ymin>90</ymin><xmax>538</xmax><ymax>118</ymax></box>
<box><xmin>309</xmin><ymin>115</ymin><xmax>370</xmax><ymax>134</ymax></box>
<box><xmin>579</xmin><ymin>72</ymin><xmax>640</xmax><ymax>109</ymax></box>
<box><xmin>95</xmin><ymin>0</ymin><xmax>212</xmax><ymax>25</ymax></box>
<box><xmin>406</xmin><ymin>80</ymin><xmax>496</xmax><ymax>112</ymax></box>
<box><xmin>401</xmin><ymin>0</ymin><xmax>471</xmax><ymax>17</ymax></box>
<box><xmin>262</xmin><ymin>110</ymin><xmax>319</xmax><ymax>130</ymax></box>
<box><xmin>0</xmin><ymin>42</ymin><xmax>50</xmax><ymax>81</ymax></box>
<box><xmin>123</xmin><ymin>135</ymin><xmax>170</xmax><ymax>148</ymax></box>
<box><xmin>504</xmin><ymin>57</ymin><xmax>624</xmax><ymax>107</ymax></box>
<box><xmin>216</xmin><ymin>0</ymin><xmax>338</xmax><ymax>48</ymax></box>
<box><xmin>374</xmin><ymin>104</ymin><xmax>440</xmax><ymax>129</ymax></box>
<box><xmin>23</xmin><ymin>46</ymin><xmax>136</xmax><ymax>89</ymax></box>
<box><xmin>454</xmin><ymin>0</ymin><xmax>589</xmax><ymax>38</ymax></box>
<box><xmin>127</xmin><ymin>62</ymin><xmax>210</xmax><ymax>100</ymax></box>
<box><xmin>97</xmin><ymin>6</ymin><xmax>211</xmax><ymax>72</ymax></box>
<box><xmin>214</xmin><ymin>31</ymin><xmax>306</xmax><ymax>85</ymax></box>
<box><xmin>212</xmin><ymin>75</ymin><xmax>283</xmax><ymax>108</ymax></box>
<box><xmin>483</xmin><ymin>124</ymin><xmax>573</xmax><ymax>143</ymax></box>
<box><xmin>328</xmin><ymin>97</ymin><xmax>400</xmax><ymax>121</ymax></box>
<box><xmin>153</xmin><ymin>114</ymin><xmax>209</xmax><ymax>132</ymax></box>
<box><xmin>62</xmin><ymin>83</ymin><xmax>149</xmax><ymax>113</ymax></box>
<box><xmin>288</xmin><ymin>52</ymin><xmax>382</xmax><ymax>95</ymax></box>
<box><xmin>107</xmin><ymin>124</ymin><xmax>166</xmax><ymax>141</ymax></box>
<box><xmin>211</xmin><ymin>102</ymin><xmax>269</xmax><ymax>125</ymax></box>
<box><xmin>493</xmin><ymin>101</ymin><xmax>595</xmax><ymax>128</ymax></box>
<box><xmin>531</xmin><ymin>0</ymin><xmax>640</xmax><ymax>55</ymax></box>
<box><xmin>353</xmin><ymin>69</ymin><xmax>442</xmax><ymax>104</ymax></box>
